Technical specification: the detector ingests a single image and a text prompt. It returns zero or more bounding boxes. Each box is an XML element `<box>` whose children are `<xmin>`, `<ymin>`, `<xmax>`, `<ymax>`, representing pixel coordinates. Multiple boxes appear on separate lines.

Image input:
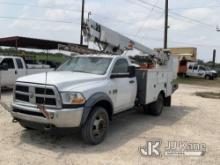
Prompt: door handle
<box><xmin>129</xmin><ymin>80</ymin><xmax>135</xmax><ymax>84</ymax></box>
<box><xmin>15</xmin><ymin>70</ymin><xmax>17</xmax><ymax>75</ymax></box>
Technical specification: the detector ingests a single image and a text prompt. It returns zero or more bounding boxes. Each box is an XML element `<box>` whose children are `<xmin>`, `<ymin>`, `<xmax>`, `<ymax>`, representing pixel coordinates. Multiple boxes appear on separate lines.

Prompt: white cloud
<box><xmin>38</xmin><ymin>0</ymin><xmax>81</xmax><ymax>8</ymax></box>
<box><xmin>45</xmin><ymin>9</ymin><xmax>80</xmax><ymax>20</ymax></box>
<box><xmin>135</xmin><ymin>18</ymin><xmax>164</xmax><ymax>29</ymax></box>
<box><xmin>183</xmin><ymin>8</ymin><xmax>213</xmax><ymax>20</ymax></box>
<box><xmin>38</xmin><ymin>0</ymin><xmax>55</xmax><ymax>6</ymax></box>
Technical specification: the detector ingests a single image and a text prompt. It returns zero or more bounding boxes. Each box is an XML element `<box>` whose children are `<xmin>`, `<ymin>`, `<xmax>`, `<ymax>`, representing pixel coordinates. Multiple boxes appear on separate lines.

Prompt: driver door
<box><xmin>198</xmin><ymin>66</ymin><xmax>206</xmax><ymax>78</ymax></box>
<box><xmin>110</xmin><ymin>59</ymin><xmax>137</xmax><ymax>113</ymax></box>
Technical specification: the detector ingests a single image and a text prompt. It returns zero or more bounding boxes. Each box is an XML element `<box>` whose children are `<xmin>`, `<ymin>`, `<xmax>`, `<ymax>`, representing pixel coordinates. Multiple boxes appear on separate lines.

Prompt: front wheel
<box><xmin>148</xmin><ymin>94</ymin><xmax>164</xmax><ymax>116</ymax></box>
<box><xmin>19</xmin><ymin>121</ymin><xmax>36</xmax><ymax>130</ymax></box>
<box><xmin>81</xmin><ymin>107</ymin><xmax>109</xmax><ymax>145</ymax></box>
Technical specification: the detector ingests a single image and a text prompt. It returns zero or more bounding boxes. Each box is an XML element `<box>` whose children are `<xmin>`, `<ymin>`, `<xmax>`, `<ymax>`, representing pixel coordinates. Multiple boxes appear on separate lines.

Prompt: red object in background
<box><xmin>178</xmin><ymin>59</ymin><xmax>188</xmax><ymax>74</ymax></box>
<box><xmin>139</xmin><ymin>63</ymin><xmax>155</xmax><ymax>69</ymax></box>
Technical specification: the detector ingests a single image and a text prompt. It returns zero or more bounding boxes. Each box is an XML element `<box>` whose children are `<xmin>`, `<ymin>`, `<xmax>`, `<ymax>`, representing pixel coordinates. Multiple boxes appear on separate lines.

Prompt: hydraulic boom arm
<box><xmin>83</xmin><ymin>19</ymin><xmax>158</xmax><ymax>56</ymax></box>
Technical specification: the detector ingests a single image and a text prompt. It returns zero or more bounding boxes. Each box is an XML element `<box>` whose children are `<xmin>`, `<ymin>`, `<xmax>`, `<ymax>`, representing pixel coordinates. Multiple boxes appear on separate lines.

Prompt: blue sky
<box><xmin>0</xmin><ymin>0</ymin><xmax>220</xmax><ymax>62</ymax></box>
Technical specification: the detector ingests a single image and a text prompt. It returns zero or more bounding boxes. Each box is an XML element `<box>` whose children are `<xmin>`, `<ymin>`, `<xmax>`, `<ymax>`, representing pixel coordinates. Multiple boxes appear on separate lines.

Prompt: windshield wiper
<box><xmin>72</xmin><ymin>70</ymin><xmax>101</xmax><ymax>75</ymax></box>
<box><xmin>72</xmin><ymin>70</ymin><xmax>91</xmax><ymax>74</ymax></box>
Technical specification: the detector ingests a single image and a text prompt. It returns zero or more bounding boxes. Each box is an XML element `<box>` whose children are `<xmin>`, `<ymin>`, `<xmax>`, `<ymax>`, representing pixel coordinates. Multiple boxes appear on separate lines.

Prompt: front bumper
<box><xmin>10</xmin><ymin>103</ymin><xmax>84</xmax><ymax>128</ymax></box>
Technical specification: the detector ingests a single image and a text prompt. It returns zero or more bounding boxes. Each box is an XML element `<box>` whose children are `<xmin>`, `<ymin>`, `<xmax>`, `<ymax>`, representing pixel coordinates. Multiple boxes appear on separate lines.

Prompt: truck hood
<box><xmin>17</xmin><ymin>71</ymin><xmax>106</xmax><ymax>91</ymax></box>
<box><xmin>210</xmin><ymin>70</ymin><xmax>217</xmax><ymax>74</ymax></box>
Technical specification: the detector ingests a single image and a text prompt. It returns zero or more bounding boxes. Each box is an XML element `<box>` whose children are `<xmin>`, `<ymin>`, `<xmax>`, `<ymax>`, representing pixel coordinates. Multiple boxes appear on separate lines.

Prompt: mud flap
<box><xmin>164</xmin><ymin>96</ymin><xmax>171</xmax><ymax>107</ymax></box>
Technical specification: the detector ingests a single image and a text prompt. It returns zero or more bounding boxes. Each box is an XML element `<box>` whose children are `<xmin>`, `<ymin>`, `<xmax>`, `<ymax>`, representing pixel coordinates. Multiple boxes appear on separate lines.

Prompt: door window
<box><xmin>112</xmin><ymin>59</ymin><xmax>129</xmax><ymax>74</ymax></box>
<box><xmin>199</xmin><ymin>66</ymin><xmax>206</xmax><ymax>71</ymax></box>
<box><xmin>16</xmin><ymin>59</ymin><xmax>24</xmax><ymax>69</ymax></box>
<box><xmin>1</xmin><ymin>58</ymin><xmax>15</xmax><ymax>69</ymax></box>
<box><xmin>193</xmin><ymin>65</ymin><xmax>198</xmax><ymax>70</ymax></box>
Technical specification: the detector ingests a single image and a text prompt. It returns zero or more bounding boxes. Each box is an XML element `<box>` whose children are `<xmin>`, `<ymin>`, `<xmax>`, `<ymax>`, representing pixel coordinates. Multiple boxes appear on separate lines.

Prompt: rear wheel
<box><xmin>148</xmin><ymin>94</ymin><xmax>164</xmax><ymax>116</ymax></box>
<box><xmin>205</xmin><ymin>75</ymin><xmax>211</xmax><ymax>80</ymax></box>
<box><xmin>81</xmin><ymin>107</ymin><xmax>109</xmax><ymax>145</ymax></box>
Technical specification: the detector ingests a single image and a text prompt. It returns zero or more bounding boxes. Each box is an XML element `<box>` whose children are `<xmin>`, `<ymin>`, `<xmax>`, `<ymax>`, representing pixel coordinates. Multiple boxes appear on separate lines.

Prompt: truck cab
<box><xmin>187</xmin><ymin>63</ymin><xmax>217</xmax><ymax>80</ymax></box>
<box><xmin>0</xmin><ymin>56</ymin><xmax>26</xmax><ymax>86</ymax></box>
<box><xmin>0</xmin><ymin>56</ymin><xmax>54</xmax><ymax>87</ymax></box>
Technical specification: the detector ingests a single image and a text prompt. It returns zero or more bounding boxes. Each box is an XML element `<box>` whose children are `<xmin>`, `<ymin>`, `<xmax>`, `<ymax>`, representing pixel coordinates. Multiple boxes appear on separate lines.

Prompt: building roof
<box><xmin>0</xmin><ymin>36</ymin><xmax>81</xmax><ymax>49</ymax></box>
<box><xmin>154</xmin><ymin>47</ymin><xmax>197</xmax><ymax>62</ymax></box>
<box><xmin>0</xmin><ymin>36</ymin><xmax>101</xmax><ymax>54</ymax></box>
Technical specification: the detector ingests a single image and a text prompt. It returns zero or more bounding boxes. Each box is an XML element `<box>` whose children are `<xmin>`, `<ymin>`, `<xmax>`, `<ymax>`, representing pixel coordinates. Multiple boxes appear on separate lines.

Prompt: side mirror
<box><xmin>0</xmin><ymin>63</ymin><xmax>8</xmax><ymax>71</ymax></box>
<box><xmin>110</xmin><ymin>66</ymin><xmax>136</xmax><ymax>79</ymax></box>
<box><xmin>128</xmin><ymin>66</ymin><xmax>136</xmax><ymax>77</ymax></box>
<box><xmin>110</xmin><ymin>73</ymin><xmax>130</xmax><ymax>79</ymax></box>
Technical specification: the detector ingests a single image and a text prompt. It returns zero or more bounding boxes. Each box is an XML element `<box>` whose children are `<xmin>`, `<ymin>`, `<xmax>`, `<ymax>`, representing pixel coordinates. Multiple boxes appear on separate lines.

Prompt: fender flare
<box><xmin>80</xmin><ymin>92</ymin><xmax>113</xmax><ymax>126</ymax></box>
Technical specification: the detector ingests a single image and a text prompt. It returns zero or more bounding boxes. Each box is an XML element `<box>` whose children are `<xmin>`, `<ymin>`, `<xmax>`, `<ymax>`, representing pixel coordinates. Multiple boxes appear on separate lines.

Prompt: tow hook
<box><xmin>12</xmin><ymin>118</ymin><xmax>18</xmax><ymax>123</ymax></box>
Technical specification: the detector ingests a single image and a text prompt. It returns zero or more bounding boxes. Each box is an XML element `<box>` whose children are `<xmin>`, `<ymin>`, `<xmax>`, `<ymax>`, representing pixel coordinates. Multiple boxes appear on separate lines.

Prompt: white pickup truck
<box><xmin>186</xmin><ymin>63</ymin><xmax>217</xmax><ymax>80</ymax></box>
<box><xmin>0</xmin><ymin>56</ymin><xmax>54</xmax><ymax>87</ymax></box>
<box><xmin>10</xmin><ymin>54</ymin><xmax>178</xmax><ymax>145</ymax></box>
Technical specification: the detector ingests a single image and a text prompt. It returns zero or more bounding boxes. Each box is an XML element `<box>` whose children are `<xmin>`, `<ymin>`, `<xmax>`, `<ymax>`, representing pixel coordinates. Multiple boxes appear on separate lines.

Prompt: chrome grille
<box><xmin>15</xmin><ymin>83</ymin><xmax>61</xmax><ymax>108</ymax></box>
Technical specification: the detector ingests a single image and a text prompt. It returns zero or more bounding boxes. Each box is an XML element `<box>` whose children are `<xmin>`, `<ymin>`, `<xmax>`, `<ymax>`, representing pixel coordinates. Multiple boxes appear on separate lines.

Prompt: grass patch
<box><xmin>176</xmin><ymin>77</ymin><xmax>220</xmax><ymax>88</ymax></box>
<box><xmin>196</xmin><ymin>92</ymin><xmax>220</xmax><ymax>99</ymax></box>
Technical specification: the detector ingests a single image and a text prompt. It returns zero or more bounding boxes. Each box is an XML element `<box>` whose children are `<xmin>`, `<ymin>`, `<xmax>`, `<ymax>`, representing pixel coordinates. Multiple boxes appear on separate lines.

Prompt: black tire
<box><xmin>81</xmin><ymin>107</ymin><xmax>109</xmax><ymax>145</ymax></box>
<box><xmin>19</xmin><ymin>122</ymin><xmax>36</xmax><ymax>130</ymax></box>
<box><xmin>182</xmin><ymin>73</ymin><xmax>186</xmax><ymax>78</ymax></box>
<box><xmin>205</xmin><ymin>75</ymin><xmax>211</xmax><ymax>80</ymax></box>
<box><xmin>143</xmin><ymin>104</ymin><xmax>149</xmax><ymax>114</ymax></box>
<box><xmin>148</xmin><ymin>94</ymin><xmax>164</xmax><ymax>116</ymax></box>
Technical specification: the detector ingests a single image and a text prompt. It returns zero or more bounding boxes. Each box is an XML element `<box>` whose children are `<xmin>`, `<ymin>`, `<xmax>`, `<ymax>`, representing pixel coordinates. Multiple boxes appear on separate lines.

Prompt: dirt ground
<box><xmin>0</xmin><ymin>84</ymin><xmax>220</xmax><ymax>165</ymax></box>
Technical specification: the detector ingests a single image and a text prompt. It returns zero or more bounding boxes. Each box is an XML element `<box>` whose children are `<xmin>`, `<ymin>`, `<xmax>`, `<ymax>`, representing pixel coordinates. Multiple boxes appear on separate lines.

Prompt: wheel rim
<box><xmin>92</xmin><ymin>113</ymin><xmax>107</xmax><ymax>139</ymax></box>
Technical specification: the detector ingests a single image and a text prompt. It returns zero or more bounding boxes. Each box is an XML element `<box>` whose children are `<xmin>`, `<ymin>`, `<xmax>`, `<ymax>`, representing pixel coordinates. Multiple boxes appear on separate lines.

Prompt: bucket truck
<box><xmin>9</xmin><ymin>19</ymin><xmax>178</xmax><ymax>145</ymax></box>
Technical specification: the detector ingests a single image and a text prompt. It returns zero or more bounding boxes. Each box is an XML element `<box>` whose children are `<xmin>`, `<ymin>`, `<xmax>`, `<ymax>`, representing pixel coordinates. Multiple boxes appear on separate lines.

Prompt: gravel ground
<box><xmin>0</xmin><ymin>84</ymin><xmax>220</xmax><ymax>165</ymax></box>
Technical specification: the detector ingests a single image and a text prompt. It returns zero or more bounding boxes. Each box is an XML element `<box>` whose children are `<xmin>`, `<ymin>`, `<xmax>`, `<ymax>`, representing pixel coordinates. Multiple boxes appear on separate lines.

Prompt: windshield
<box><xmin>57</xmin><ymin>56</ymin><xmax>112</xmax><ymax>75</ymax></box>
<box><xmin>206</xmin><ymin>67</ymin><xmax>211</xmax><ymax>71</ymax></box>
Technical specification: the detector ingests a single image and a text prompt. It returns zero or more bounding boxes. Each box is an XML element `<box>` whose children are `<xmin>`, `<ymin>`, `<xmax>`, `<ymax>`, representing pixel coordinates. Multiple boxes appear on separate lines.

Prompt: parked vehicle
<box><xmin>186</xmin><ymin>62</ymin><xmax>217</xmax><ymax>80</ymax></box>
<box><xmin>9</xmin><ymin>19</ymin><xmax>178</xmax><ymax>145</ymax></box>
<box><xmin>0</xmin><ymin>56</ymin><xmax>54</xmax><ymax>87</ymax></box>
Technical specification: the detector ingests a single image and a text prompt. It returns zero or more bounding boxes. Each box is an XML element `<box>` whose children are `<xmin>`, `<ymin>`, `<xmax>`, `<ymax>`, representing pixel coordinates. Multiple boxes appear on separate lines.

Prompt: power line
<box><xmin>0</xmin><ymin>1</ymin><xmax>145</xmax><ymax>27</ymax></box>
<box><xmin>135</xmin><ymin>0</ymin><xmax>159</xmax><ymax>35</ymax></box>
<box><xmin>134</xmin><ymin>0</ymin><xmax>215</xmax><ymax>29</ymax></box>
<box><xmin>0</xmin><ymin>16</ymin><xmax>79</xmax><ymax>24</ymax></box>
<box><xmin>136</xmin><ymin>0</ymin><xmax>164</xmax><ymax>11</ymax></box>
<box><xmin>170</xmin><ymin>5</ymin><xmax>220</xmax><ymax>10</ymax></box>
<box><xmin>134</xmin><ymin>35</ymin><xmax>220</xmax><ymax>47</ymax></box>
<box><xmin>1</xmin><ymin>0</ymin><xmax>218</xmax><ymax>48</ymax></box>
<box><xmin>91</xmin><ymin>12</ymin><xmax>218</xmax><ymax>48</ymax></box>
<box><xmin>1</xmin><ymin>0</ymin><xmax>216</xmax><ymax>30</ymax></box>
<box><xmin>169</xmin><ymin>12</ymin><xmax>214</xmax><ymax>29</ymax></box>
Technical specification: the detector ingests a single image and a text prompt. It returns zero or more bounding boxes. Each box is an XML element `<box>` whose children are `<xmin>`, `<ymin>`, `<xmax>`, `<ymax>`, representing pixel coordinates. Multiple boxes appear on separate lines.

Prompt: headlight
<box><xmin>61</xmin><ymin>92</ymin><xmax>86</xmax><ymax>105</ymax></box>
